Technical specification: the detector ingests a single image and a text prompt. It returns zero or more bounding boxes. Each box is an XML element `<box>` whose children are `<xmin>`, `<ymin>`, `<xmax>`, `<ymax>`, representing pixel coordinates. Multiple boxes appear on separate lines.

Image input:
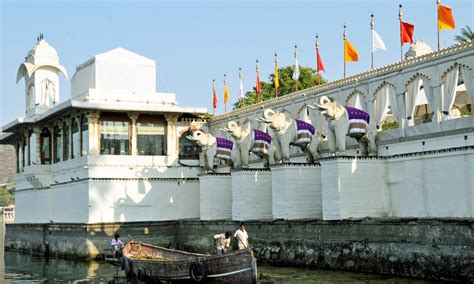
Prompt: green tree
<box><xmin>233</xmin><ymin>66</ymin><xmax>325</xmax><ymax>109</ymax></box>
<box><xmin>454</xmin><ymin>25</ymin><xmax>474</xmax><ymax>44</ymax></box>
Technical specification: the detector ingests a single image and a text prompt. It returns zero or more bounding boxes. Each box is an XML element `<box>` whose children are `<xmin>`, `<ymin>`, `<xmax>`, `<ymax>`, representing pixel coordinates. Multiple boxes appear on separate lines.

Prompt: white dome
<box><xmin>405</xmin><ymin>40</ymin><xmax>434</xmax><ymax>60</ymax></box>
<box><xmin>17</xmin><ymin>39</ymin><xmax>68</xmax><ymax>83</ymax></box>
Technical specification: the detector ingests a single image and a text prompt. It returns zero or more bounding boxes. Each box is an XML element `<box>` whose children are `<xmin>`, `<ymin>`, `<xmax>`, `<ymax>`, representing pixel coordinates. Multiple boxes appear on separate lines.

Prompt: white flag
<box><xmin>292</xmin><ymin>57</ymin><xmax>300</xmax><ymax>81</ymax></box>
<box><xmin>239</xmin><ymin>76</ymin><xmax>244</xmax><ymax>99</ymax></box>
<box><xmin>372</xmin><ymin>29</ymin><xmax>386</xmax><ymax>52</ymax></box>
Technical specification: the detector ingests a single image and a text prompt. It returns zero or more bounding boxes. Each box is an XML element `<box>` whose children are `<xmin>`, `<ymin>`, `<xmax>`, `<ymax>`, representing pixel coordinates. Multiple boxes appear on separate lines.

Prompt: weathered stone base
<box><xmin>231</xmin><ymin>169</ymin><xmax>272</xmax><ymax>220</ymax></box>
<box><xmin>199</xmin><ymin>173</ymin><xmax>232</xmax><ymax>220</ymax></box>
<box><xmin>5</xmin><ymin>218</ymin><xmax>473</xmax><ymax>282</ymax></box>
<box><xmin>271</xmin><ymin>163</ymin><xmax>322</xmax><ymax>220</ymax></box>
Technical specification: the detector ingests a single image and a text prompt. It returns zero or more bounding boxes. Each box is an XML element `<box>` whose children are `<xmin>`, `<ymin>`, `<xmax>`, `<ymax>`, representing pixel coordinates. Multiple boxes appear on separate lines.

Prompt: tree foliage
<box><xmin>233</xmin><ymin>66</ymin><xmax>325</xmax><ymax>109</ymax></box>
<box><xmin>454</xmin><ymin>25</ymin><xmax>474</xmax><ymax>44</ymax></box>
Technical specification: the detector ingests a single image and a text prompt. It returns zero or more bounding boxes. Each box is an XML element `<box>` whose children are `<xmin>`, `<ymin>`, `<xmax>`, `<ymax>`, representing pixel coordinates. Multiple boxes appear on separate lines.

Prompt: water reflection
<box><xmin>0</xmin><ymin>250</ymin><xmax>439</xmax><ymax>283</ymax></box>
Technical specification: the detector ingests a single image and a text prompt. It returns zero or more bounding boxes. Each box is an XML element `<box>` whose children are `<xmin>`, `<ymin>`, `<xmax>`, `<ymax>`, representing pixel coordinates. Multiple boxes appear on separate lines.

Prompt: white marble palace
<box><xmin>0</xmin><ymin>39</ymin><xmax>207</xmax><ymax>223</ymax></box>
<box><xmin>1</xmin><ymin>39</ymin><xmax>473</xmax><ymax>224</ymax></box>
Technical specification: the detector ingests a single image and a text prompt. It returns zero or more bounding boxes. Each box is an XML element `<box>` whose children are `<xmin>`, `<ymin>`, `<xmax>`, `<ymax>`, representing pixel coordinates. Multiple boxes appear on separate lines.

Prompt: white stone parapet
<box><xmin>231</xmin><ymin>169</ymin><xmax>272</xmax><ymax>221</ymax></box>
<box><xmin>199</xmin><ymin>173</ymin><xmax>232</xmax><ymax>220</ymax></box>
<box><xmin>271</xmin><ymin>163</ymin><xmax>322</xmax><ymax>220</ymax></box>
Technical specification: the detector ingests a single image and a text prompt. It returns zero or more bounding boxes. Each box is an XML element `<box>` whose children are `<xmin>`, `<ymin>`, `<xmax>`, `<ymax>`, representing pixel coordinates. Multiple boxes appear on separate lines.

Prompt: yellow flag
<box><xmin>274</xmin><ymin>66</ymin><xmax>279</xmax><ymax>89</ymax></box>
<box><xmin>344</xmin><ymin>40</ymin><xmax>359</xmax><ymax>62</ymax></box>
<box><xmin>224</xmin><ymin>83</ymin><xmax>229</xmax><ymax>104</ymax></box>
<box><xmin>438</xmin><ymin>4</ymin><xmax>455</xmax><ymax>30</ymax></box>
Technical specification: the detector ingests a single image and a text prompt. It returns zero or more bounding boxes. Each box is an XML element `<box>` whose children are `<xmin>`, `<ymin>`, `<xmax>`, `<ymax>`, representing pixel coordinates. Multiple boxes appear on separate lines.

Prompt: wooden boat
<box><xmin>121</xmin><ymin>240</ymin><xmax>257</xmax><ymax>283</ymax></box>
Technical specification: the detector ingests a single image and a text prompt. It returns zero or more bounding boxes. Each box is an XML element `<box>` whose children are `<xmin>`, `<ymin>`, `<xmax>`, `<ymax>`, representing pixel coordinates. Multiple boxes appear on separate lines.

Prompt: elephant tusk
<box><xmin>307</xmin><ymin>105</ymin><xmax>316</xmax><ymax>110</ymax></box>
<box><xmin>186</xmin><ymin>135</ymin><xmax>195</xmax><ymax>140</ymax></box>
<box><xmin>220</xmin><ymin>127</ymin><xmax>230</xmax><ymax>132</ymax></box>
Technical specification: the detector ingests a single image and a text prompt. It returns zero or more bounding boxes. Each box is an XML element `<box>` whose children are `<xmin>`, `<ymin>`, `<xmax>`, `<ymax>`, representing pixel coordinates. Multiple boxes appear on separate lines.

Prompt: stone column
<box><xmin>128</xmin><ymin>112</ymin><xmax>140</xmax><ymax>155</ymax></box>
<box><xmin>57</xmin><ymin>121</ymin><xmax>63</xmax><ymax>162</ymax></box>
<box><xmin>14</xmin><ymin>143</ymin><xmax>19</xmax><ymax>173</ymax></box>
<box><xmin>65</xmin><ymin>118</ymin><xmax>73</xmax><ymax>160</ymax></box>
<box><xmin>24</xmin><ymin>129</ymin><xmax>30</xmax><ymax>166</ymax></box>
<box><xmin>47</xmin><ymin>125</ymin><xmax>54</xmax><ymax>164</ymax></box>
<box><xmin>87</xmin><ymin>111</ymin><xmax>100</xmax><ymax>155</ymax></box>
<box><xmin>75</xmin><ymin>116</ymin><xmax>82</xmax><ymax>157</ymax></box>
<box><xmin>164</xmin><ymin>113</ymin><xmax>180</xmax><ymax>156</ymax></box>
<box><xmin>33</xmin><ymin>126</ymin><xmax>41</xmax><ymax>165</ymax></box>
<box><xmin>397</xmin><ymin>93</ymin><xmax>406</xmax><ymax>137</ymax></box>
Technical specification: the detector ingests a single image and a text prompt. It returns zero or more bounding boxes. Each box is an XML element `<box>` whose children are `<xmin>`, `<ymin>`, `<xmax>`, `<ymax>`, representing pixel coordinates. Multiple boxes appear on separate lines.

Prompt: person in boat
<box><xmin>110</xmin><ymin>233</ymin><xmax>124</xmax><ymax>257</ymax></box>
<box><xmin>213</xmin><ymin>231</ymin><xmax>232</xmax><ymax>255</ymax></box>
<box><xmin>234</xmin><ymin>222</ymin><xmax>249</xmax><ymax>250</ymax></box>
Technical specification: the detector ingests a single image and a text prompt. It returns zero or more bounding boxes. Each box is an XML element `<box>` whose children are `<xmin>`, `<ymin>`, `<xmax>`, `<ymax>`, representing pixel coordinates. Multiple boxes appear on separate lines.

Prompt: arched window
<box><xmin>40</xmin><ymin>127</ymin><xmax>52</xmax><ymax>165</ymax></box>
<box><xmin>179</xmin><ymin>130</ymin><xmax>201</xmax><ymax>159</ymax></box>
<box><xmin>81</xmin><ymin>115</ymin><xmax>89</xmax><ymax>156</ymax></box>
<box><xmin>63</xmin><ymin>121</ymin><xmax>70</xmax><ymax>161</ymax></box>
<box><xmin>72</xmin><ymin>119</ymin><xmax>79</xmax><ymax>159</ymax></box>
<box><xmin>53</xmin><ymin>125</ymin><xmax>62</xmax><ymax>163</ymax></box>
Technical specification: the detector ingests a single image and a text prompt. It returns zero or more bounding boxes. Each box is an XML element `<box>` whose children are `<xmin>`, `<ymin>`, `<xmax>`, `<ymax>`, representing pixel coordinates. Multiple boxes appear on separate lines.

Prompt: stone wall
<box><xmin>5</xmin><ymin>218</ymin><xmax>473</xmax><ymax>282</ymax></box>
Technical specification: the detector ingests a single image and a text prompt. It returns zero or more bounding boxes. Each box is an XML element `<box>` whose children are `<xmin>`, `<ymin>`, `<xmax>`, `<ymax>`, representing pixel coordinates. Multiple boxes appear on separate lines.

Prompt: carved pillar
<box><xmin>33</xmin><ymin>126</ymin><xmax>41</xmax><ymax>165</ymax></box>
<box><xmin>24</xmin><ymin>129</ymin><xmax>30</xmax><ymax>166</ymax></box>
<box><xmin>432</xmin><ymin>85</ymin><xmax>443</xmax><ymax>123</ymax></box>
<box><xmin>75</xmin><ymin>116</ymin><xmax>82</xmax><ymax>158</ymax></box>
<box><xmin>88</xmin><ymin>111</ymin><xmax>100</xmax><ymax>155</ymax></box>
<box><xmin>164</xmin><ymin>113</ymin><xmax>180</xmax><ymax>156</ymax></box>
<box><xmin>47</xmin><ymin>125</ymin><xmax>54</xmax><ymax>164</ymax></box>
<box><xmin>57</xmin><ymin>121</ymin><xmax>63</xmax><ymax>162</ymax></box>
<box><xmin>397</xmin><ymin>93</ymin><xmax>406</xmax><ymax>137</ymax></box>
<box><xmin>128</xmin><ymin>112</ymin><xmax>140</xmax><ymax>155</ymax></box>
<box><xmin>65</xmin><ymin>118</ymin><xmax>73</xmax><ymax>160</ymax></box>
<box><xmin>14</xmin><ymin>143</ymin><xmax>19</xmax><ymax>173</ymax></box>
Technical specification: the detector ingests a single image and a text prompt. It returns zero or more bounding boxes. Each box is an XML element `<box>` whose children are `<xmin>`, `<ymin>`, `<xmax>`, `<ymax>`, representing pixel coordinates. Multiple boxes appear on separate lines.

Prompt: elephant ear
<box><xmin>241</xmin><ymin>118</ymin><xmax>252</xmax><ymax>131</ymax></box>
<box><xmin>279</xmin><ymin>108</ymin><xmax>294</xmax><ymax>120</ymax></box>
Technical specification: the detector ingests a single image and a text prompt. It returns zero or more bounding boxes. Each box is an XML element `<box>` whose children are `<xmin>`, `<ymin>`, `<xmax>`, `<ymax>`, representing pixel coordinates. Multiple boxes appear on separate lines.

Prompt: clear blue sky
<box><xmin>1</xmin><ymin>0</ymin><xmax>472</xmax><ymax>125</ymax></box>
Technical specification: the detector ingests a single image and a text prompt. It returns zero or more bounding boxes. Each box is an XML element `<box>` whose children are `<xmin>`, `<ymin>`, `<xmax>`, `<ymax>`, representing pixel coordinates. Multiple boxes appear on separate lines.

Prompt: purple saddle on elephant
<box><xmin>295</xmin><ymin>119</ymin><xmax>316</xmax><ymax>145</ymax></box>
<box><xmin>252</xmin><ymin>129</ymin><xmax>272</xmax><ymax>156</ymax></box>
<box><xmin>216</xmin><ymin>137</ymin><xmax>233</xmax><ymax>160</ymax></box>
<box><xmin>346</xmin><ymin>107</ymin><xmax>370</xmax><ymax>138</ymax></box>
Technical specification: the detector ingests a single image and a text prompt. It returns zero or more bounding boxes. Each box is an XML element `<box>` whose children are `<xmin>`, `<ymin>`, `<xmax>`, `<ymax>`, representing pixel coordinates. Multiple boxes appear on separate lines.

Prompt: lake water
<box><xmin>0</xmin><ymin>250</ymin><xmax>439</xmax><ymax>283</ymax></box>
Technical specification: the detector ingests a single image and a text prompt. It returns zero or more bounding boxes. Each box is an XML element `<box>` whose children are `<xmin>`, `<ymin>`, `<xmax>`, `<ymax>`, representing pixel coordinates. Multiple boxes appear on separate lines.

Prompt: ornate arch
<box><xmin>372</xmin><ymin>81</ymin><xmax>396</xmax><ymax>101</ymax></box>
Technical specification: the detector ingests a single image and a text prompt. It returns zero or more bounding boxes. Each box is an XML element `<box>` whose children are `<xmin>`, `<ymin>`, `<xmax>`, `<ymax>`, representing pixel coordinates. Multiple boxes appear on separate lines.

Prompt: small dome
<box><xmin>404</xmin><ymin>40</ymin><xmax>434</xmax><ymax>60</ymax></box>
<box><xmin>25</xmin><ymin>40</ymin><xmax>59</xmax><ymax>64</ymax></box>
<box><xmin>17</xmin><ymin>39</ymin><xmax>67</xmax><ymax>83</ymax></box>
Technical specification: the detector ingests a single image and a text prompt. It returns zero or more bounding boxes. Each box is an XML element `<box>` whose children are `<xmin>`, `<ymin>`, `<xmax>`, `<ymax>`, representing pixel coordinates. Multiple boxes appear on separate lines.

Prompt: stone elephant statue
<box><xmin>257</xmin><ymin>109</ymin><xmax>320</xmax><ymax>163</ymax></box>
<box><xmin>311</xmin><ymin>96</ymin><xmax>377</xmax><ymax>156</ymax></box>
<box><xmin>220</xmin><ymin>120</ymin><xmax>280</xmax><ymax>168</ymax></box>
<box><xmin>186</xmin><ymin>130</ymin><xmax>241</xmax><ymax>172</ymax></box>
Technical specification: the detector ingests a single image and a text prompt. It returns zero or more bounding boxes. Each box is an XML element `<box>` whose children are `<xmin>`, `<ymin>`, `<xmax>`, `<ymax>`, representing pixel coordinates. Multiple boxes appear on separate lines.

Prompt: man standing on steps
<box><xmin>234</xmin><ymin>222</ymin><xmax>249</xmax><ymax>250</ymax></box>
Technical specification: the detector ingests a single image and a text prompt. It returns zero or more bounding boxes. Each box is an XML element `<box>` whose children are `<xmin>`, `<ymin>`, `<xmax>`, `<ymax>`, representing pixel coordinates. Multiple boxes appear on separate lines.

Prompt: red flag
<box><xmin>400</xmin><ymin>20</ymin><xmax>414</xmax><ymax>45</ymax></box>
<box><xmin>256</xmin><ymin>72</ymin><xmax>261</xmax><ymax>97</ymax></box>
<box><xmin>212</xmin><ymin>81</ymin><xmax>217</xmax><ymax>110</ymax></box>
<box><xmin>317</xmin><ymin>49</ymin><xmax>325</xmax><ymax>73</ymax></box>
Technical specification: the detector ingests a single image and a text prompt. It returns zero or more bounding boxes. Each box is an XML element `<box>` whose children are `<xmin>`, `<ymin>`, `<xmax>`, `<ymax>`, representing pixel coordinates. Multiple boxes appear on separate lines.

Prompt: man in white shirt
<box><xmin>213</xmin><ymin>231</ymin><xmax>232</xmax><ymax>255</ymax></box>
<box><xmin>110</xmin><ymin>233</ymin><xmax>125</xmax><ymax>257</ymax></box>
<box><xmin>234</xmin><ymin>222</ymin><xmax>249</xmax><ymax>250</ymax></box>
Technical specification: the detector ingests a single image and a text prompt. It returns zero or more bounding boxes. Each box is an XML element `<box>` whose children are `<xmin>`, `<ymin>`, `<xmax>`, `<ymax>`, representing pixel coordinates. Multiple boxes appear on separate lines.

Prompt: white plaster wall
<box><xmin>199</xmin><ymin>174</ymin><xmax>232</xmax><ymax>220</ymax></box>
<box><xmin>271</xmin><ymin>165</ymin><xmax>322</xmax><ymax>220</ymax></box>
<box><xmin>51</xmin><ymin>181</ymin><xmax>89</xmax><ymax>223</ymax></box>
<box><xmin>15</xmin><ymin>189</ymin><xmax>50</xmax><ymax>223</ymax></box>
<box><xmin>321</xmin><ymin>158</ymin><xmax>388</xmax><ymax>220</ymax></box>
<box><xmin>71</xmin><ymin>63</ymin><xmax>94</xmax><ymax>98</ymax></box>
<box><xmin>95</xmin><ymin>61</ymin><xmax>155</xmax><ymax>93</ymax></box>
<box><xmin>388</xmin><ymin>151</ymin><xmax>474</xmax><ymax>218</ymax></box>
<box><xmin>88</xmin><ymin>179</ymin><xmax>200</xmax><ymax>223</ymax></box>
<box><xmin>232</xmin><ymin>170</ymin><xmax>272</xmax><ymax>220</ymax></box>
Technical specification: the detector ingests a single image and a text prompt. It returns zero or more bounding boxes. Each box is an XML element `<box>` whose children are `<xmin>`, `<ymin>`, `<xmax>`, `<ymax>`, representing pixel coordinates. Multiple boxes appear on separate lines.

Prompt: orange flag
<box><xmin>212</xmin><ymin>80</ymin><xmax>217</xmax><ymax>110</ymax></box>
<box><xmin>438</xmin><ymin>4</ymin><xmax>455</xmax><ymax>30</ymax></box>
<box><xmin>400</xmin><ymin>20</ymin><xmax>415</xmax><ymax>45</ymax></box>
<box><xmin>344</xmin><ymin>40</ymin><xmax>359</xmax><ymax>62</ymax></box>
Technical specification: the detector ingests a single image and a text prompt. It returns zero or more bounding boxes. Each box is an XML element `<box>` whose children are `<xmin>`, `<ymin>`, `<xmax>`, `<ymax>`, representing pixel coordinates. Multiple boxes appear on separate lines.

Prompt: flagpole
<box><xmin>371</xmin><ymin>14</ymin><xmax>375</xmax><ymax>70</ymax></box>
<box><xmin>294</xmin><ymin>44</ymin><xmax>298</xmax><ymax>92</ymax></box>
<box><xmin>343</xmin><ymin>24</ymin><xmax>347</xmax><ymax>79</ymax></box>
<box><xmin>316</xmin><ymin>34</ymin><xmax>320</xmax><ymax>85</ymax></box>
<box><xmin>239</xmin><ymin>67</ymin><xmax>243</xmax><ymax>108</ymax></box>
<box><xmin>399</xmin><ymin>4</ymin><xmax>403</xmax><ymax>61</ymax></box>
<box><xmin>437</xmin><ymin>0</ymin><xmax>440</xmax><ymax>50</ymax></box>
<box><xmin>274</xmin><ymin>53</ymin><xmax>279</xmax><ymax>97</ymax></box>
<box><xmin>256</xmin><ymin>59</ymin><xmax>260</xmax><ymax>103</ymax></box>
<box><xmin>224</xmin><ymin>74</ymin><xmax>227</xmax><ymax>113</ymax></box>
<box><xmin>213</xmin><ymin>79</ymin><xmax>216</xmax><ymax>115</ymax></box>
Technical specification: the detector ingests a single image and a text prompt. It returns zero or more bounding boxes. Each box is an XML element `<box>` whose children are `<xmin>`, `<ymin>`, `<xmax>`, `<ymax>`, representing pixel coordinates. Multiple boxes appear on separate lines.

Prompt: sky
<box><xmin>1</xmin><ymin>0</ymin><xmax>473</xmax><ymax>126</ymax></box>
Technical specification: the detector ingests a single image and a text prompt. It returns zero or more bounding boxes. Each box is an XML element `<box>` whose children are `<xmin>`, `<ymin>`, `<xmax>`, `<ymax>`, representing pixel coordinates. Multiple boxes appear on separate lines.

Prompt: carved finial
<box><xmin>371</xmin><ymin>14</ymin><xmax>374</xmax><ymax>30</ymax></box>
<box><xmin>399</xmin><ymin>4</ymin><xmax>403</xmax><ymax>20</ymax></box>
<box><xmin>274</xmin><ymin>53</ymin><xmax>278</xmax><ymax>65</ymax></box>
<box><xmin>256</xmin><ymin>59</ymin><xmax>259</xmax><ymax>72</ymax></box>
<box><xmin>294</xmin><ymin>44</ymin><xmax>298</xmax><ymax>58</ymax></box>
<box><xmin>343</xmin><ymin>24</ymin><xmax>347</xmax><ymax>40</ymax></box>
<box><xmin>316</xmin><ymin>34</ymin><xmax>319</xmax><ymax>49</ymax></box>
<box><xmin>239</xmin><ymin>67</ymin><xmax>242</xmax><ymax>80</ymax></box>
